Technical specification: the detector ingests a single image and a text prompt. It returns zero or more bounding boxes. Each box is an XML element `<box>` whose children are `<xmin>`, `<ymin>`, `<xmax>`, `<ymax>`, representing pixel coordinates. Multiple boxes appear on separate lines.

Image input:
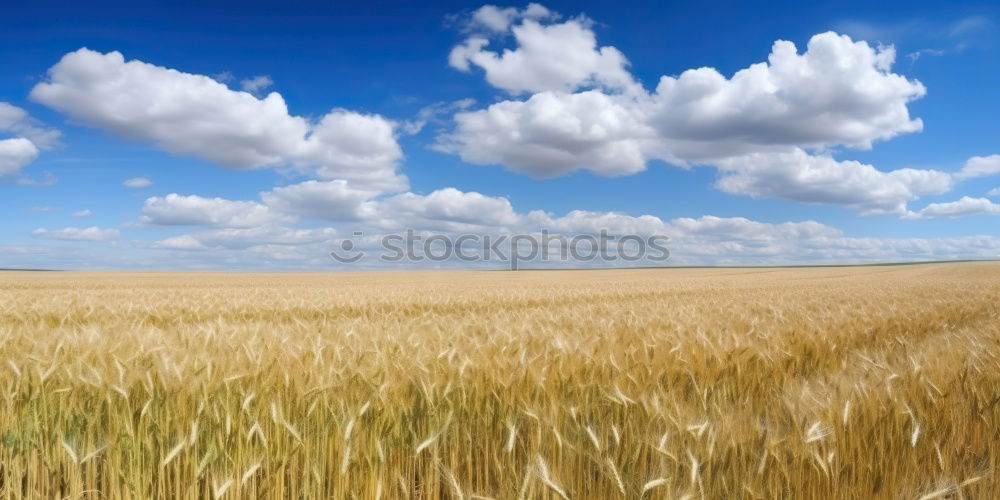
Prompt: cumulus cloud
<box><xmin>908</xmin><ymin>196</ymin><xmax>1000</xmax><ymax>219</ymax></box>
<box><xmin>375</xmin><ymin>188</ymin><xmax>533</xmax><ymax>231</ymax></box>
<box><xmin>141</xmin><ymin>178</ymin><xmax>405</xmax><ymax>229</ymax></box>
<box><xmin>956</xmin><ymin>155</ymin><xmax>1000</xmax><ymax>180</ymax></box>
<box><xmin>139</xmin><ymin>180</ymin><xmax>382</xmax><ymax>229</ymax></box>
<box><xmin>153</xmin><ymin>226</ymin><xmax>338</xmax><ymax>251</ymax></box>
<box><xmin>714</xmin><ymin>149</ymin><xmax>952</xmax><ymax>215</ymax></box>
<box><xmin>260</xmin><ymin>180</ymin><xmax>379</xmax><ymax>221</ymax></box>
<box><xmin>30</xmin><ymin>49</ymin><xmax>406</xmax><ymax>191</ymax></box>
<box><xmin>647</xmin><ymin>33</ymin><xmax>924</xmax><ymax>158</ymax></box>
<box><xmin>538</xmin><ymin>210</ymin><xmax>667</xmax><ymax>237</ymax></box>
<box><xmin>139</xmin><ymin>193</ymin><xmax>291</xmax><ymax>228</ymax></box>
<box><xmin>989</xmin><ymin>188</ymin><xmax>1000</xmax><ymax>197</ymax></box>
<box><xmin>150</xmin><ymin>234</ymin><xmax>207</xmax><ymax>250</ymax></box>
<box><xmin>437</xmin><ymin>90</ymin><xmax>651</xmax><ymax>177</ymax></box>
<box><xmin>445</xmin><ymin>28</ymin><xmax>925</xmax><ymax>168</ymax></box>
<box><xmin>442</xmin><ymin>8</ymin><xmax>946</xmax><ymax>215</ymax></box>
<box><xmin>123</xmin><ymin>176</ymin><xmax>152</xmax><ymax>188</ymax></box>
<box><xmin>32</xmin><ymin>226</ymin><xmax>119</xmax><ymax>241</ymax></box>
<box><xmin>450</xmin><ymin>12</ymin><xmax>638</xmax><ymax>94</ymax></box>
<box><xmin>143</xmin><ymin>184</ymin><xmax>530</xmax><ymax>231</ymax></box>
<box><xmin>461</xmin><ymin>3</ymin><xmax>554</xmax><ymax>33</ymax></box>
<box><xmin>0</xmin><ymin>138</ymin><xmax>40</xmax><ymax>177</ymax></box>
<box><xmin>149</xmin><ymin>182</ymin><xmax>533</xmax><ymax>232</ymax></box>
<box><xmin>72</xmin><ymin>209</ymin><xmax>92</xmax><ymax>217</ymax></box>
<box><xmin>0</xmin><ymin>102</ymin><xmax>61</xmax><ymax>150</ymax></box>
<box><xmin>0</xmin><ymin>102</ymin><xmax>59</xmax><ymax>178</ymax></box>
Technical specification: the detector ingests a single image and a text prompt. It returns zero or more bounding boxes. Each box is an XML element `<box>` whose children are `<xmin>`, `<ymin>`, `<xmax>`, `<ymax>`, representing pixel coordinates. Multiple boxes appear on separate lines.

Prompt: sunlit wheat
<box><xmin>0</xmin><ymin>263</ymin><xmax>997</xmax><ymax>498</ymax></box>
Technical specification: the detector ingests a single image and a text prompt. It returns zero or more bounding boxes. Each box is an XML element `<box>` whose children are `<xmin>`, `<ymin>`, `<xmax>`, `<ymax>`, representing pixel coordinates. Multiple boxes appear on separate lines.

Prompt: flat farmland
<box><xmin>0</xmin><ymin>263</ymin><xmax>998</xmax><ymax>498</ymax></box>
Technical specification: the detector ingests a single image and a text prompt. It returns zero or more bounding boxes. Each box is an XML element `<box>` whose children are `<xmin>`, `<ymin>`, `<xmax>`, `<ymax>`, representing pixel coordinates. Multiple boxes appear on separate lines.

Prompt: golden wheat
<box><xmin>0</xmin><ymin>263</ymin><xmax>998</xmax><ymax>498</ymax></box>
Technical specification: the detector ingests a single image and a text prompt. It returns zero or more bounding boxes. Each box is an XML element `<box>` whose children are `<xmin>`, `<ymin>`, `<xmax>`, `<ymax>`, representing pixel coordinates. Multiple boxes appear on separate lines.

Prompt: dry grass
<box><xmin>0</xmin><ymin>263</ymin><xmax>999</xmax><ymax>498</ymax></box>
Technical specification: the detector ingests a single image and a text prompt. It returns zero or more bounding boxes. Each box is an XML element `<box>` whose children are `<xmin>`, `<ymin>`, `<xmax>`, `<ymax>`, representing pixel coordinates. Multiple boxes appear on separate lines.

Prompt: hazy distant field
<box><xmin>1</xmin><ymin>264</ymin><xmax>998</xmax><ymax>498</ymax></box>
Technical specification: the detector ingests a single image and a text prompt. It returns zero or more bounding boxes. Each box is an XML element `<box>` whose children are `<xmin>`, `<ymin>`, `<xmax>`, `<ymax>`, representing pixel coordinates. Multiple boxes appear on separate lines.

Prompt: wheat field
<box><xmin>0</xmin><ymin>263</ymin><xmax>998</xmax><ymax>498</ymax></box>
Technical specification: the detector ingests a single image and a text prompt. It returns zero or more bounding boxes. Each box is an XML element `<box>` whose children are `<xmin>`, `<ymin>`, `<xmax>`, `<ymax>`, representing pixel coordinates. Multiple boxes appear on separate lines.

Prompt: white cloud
<box><xmin>908</xmin><ymin>196</ymin><xmax>1000</xmax><ymax>219</ymax></box>
<box><xmin>260</xmin><ymin>180</ymin><xmax>379</xmax><ymax>221</ymax></box>
<box><xmin>542</xmin><ymin>210</ymin><xmax>669</xmax><ymax>236</ymax></box>
<box><xmin>137</xmin><ymin>177</ymin><xmax>987</xmax><ymax>264</ymax></box>
<box><xmin>72</xmin><ymin>209</ymin><xmax>92</xmax><ymax>217</ymax></box>
<box><xmin>151</xmin><ymin>234</ymin><xmax>206</xmax><ymax>250</ymax></box>
<box><xmin>123</xmin><ymin>176</ymin><xmax>152</xmax><ymax>188</ymax></box>
<box><xmin>714</xmin><ymin>149</ymin><xmax>953</xmax><ymax>215</ymax></box>
<box><xmin>670</xmin><ymin>215</ymin><xmax>840</xmax><ymax>240</ymax></box>
<box><xmin>193</xmin><ymin>226</ymin><xmax>338</xmax><ymax>249</ymax></box>
<box><xmin>438</xmin><ymin>90</ymin><xmax>651</xmax><ymax>177</ymax></box>
<box><xmin>988</xmin><ymin>188</ymin><xmax>1000</xmax><ymax>197</ymax></box>
<box><xmin>647</xmin><ymin>32</ymin><xmax>924</xmax><ymax>158</ymax></box>
<box><xmin>148</xmin><ymin>184</ymin><xmax>530</xmax><ymax>231</ymax></box>
<box><xmin>0</xmin><ymin>103</ymin><xmax>28</xmax><ymax>131</ymax></box>
<box><xmin>140</xmin><ymin>193</ymin><xmax>291</xmax><ymax>228</ymax></box>
<box><xmin>61</xmin><ymin>171</ymin><xmax>999</xmax><ymax>267</ymax></box>
<box><xmin>141</xmin><ymin>193</ymin><xmax>1000</xmax><ymax>267</ymax></box>
<box><xmin>450</xmin><ymin>13</ymin><xmax>638</xmax><ymax>94</ymax></box>
<box><xmin>262</xmin><ymin>183</ymin><xmax>668</xmax><ymax>234</ymax></box>
<box><xmin>376</xmin><ymin>188</ymin><xmax>532</xmax><ymax>231</ymax></box>
<box><xmin>442</xmin><ymin>11</ymin><xmax>943</xmax><ymax>215</ymax></box>
<box><xmin>240</xmin><ymin>75</ymin><xmax>273</xmax><ymax>95</ymax></box>
<box><xmin>0</xmin><ymin>138</ymin><xmax>40</xmax><ymax>177</ymax></box>
<box><xmin>445</xmin><ymin>29</ymin><xmax>925</xmax><ymax>169</ymax></box>
<box><xmin>461</xmin><ymin>3</ymin><xmax>555</xmax><ymax>34</ymax></box>
<box><xmin>0</xmin><ymin>102</ymin><xmax>61</xmax><ymax>150</ymax></box>
<box><xmin>664</xmin><ymin>217</ymin><xmax>1000</xmax><ymax>265</ymax></box>
<box><xmin>153</xmin><ymin>226</ymin><xmax>338</xmax><ymax>251</ymax></box>
<box><xmin>400</xmin><ymin>98</ymin><xmax>477</xmax><ymax>135</ymax></box>
<box><xmin>469</xmin><ymin>5</ymin><xmax>521</xmax><ymax>32</ymax></box>
<box><xmin>30</xmin><ymin>48</ymin><xmax>406</xmax><ymax>191</ymax></box>
<box><xmin>32</xmin><ymin>226</ymin><xmax>119</xmax><ymax>241</ymax></box>
<box><xmin>956</xmin><ymin>155</ymin><xmax>1000</xmax><ymax>180</ymax></box>
<box><xmin>0</xmin><ymin>102</ymin><xmax>59</xmax><ymax>178</ymax></box>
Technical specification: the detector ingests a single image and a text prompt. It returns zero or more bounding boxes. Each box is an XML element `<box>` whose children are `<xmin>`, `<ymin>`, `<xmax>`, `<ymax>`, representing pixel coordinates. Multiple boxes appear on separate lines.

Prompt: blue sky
<box><xmin>1</xmin><ymin>0</ymin><xmax>998</xmax><ymax>269</ymax></box>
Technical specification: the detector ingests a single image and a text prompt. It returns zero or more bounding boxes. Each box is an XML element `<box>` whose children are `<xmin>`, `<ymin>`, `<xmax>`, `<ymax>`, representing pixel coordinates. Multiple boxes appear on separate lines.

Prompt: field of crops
<box><xmin>0</xmin><ymin>263</ymin><xmax>998</xmax><ymax>498</ymax></box>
